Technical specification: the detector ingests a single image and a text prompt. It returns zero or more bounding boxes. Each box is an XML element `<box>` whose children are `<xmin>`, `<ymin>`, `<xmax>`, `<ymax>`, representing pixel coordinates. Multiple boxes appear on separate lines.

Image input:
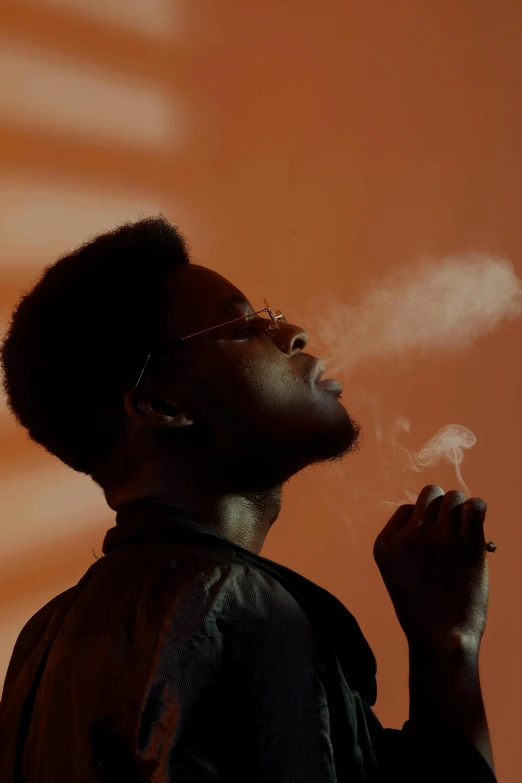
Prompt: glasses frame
<box><xmin>134</xmin><ymin>299</ymin><xmax>286</xmax><ymax>387</ymax></box>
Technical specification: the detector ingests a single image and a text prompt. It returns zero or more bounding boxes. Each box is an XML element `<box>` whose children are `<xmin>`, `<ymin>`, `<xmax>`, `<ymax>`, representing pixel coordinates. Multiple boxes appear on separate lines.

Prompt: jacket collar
<box><xmin>102</xmin><ymin>499</ymin><xmax>241</xmax><ymax>556</ymax></box>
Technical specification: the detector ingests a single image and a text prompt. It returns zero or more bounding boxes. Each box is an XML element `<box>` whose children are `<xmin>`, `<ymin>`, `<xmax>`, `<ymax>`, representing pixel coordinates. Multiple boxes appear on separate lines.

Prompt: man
<box><xmin>0</xmin><ymin>217</ymin><xmax>496</xmax><ymax>781</ymax></box>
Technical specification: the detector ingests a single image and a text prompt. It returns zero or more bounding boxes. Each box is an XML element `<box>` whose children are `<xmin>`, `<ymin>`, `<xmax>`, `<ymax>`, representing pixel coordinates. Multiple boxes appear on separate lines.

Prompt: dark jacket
<box><xmin>0</xmin><ymin>500</ymin><xmax>497</xmax><ymax>781</ymax></box>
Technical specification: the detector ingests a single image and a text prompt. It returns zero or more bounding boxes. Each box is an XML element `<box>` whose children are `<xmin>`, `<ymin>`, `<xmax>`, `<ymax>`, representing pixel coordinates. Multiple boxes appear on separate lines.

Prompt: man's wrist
<box><xmin>407</xmin><ymin>630</ymin><xmax>481</xmax><ymax>659</ymax></box>
<box><xmin>407</xmin><ymin>633</ymin><xmax>495</xmax><ymax>776</ymax></box>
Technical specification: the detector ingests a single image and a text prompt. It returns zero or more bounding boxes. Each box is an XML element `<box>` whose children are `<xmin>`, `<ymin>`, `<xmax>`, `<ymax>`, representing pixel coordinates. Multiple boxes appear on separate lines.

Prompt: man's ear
<box><xmin>123</xmin><ymin>389</ymin><xmax>194</xmax><ymax>428</ymax></box>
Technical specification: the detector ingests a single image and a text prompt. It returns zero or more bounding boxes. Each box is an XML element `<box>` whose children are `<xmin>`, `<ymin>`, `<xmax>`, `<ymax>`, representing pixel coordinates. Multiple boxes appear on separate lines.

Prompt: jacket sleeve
<box><xmin>135</xmin><ymin>566</ymin><xmax>341</xmax><ymax>782</ymax></box>
<box><xmin>135</xmin><ymin>564</ymin><xmax>498</xmax><ymax>782</ymax></box>
<box><xmin>361</xmin><ymin>698</ymin><xmax>498</xmax><ymax>782</ymax></box>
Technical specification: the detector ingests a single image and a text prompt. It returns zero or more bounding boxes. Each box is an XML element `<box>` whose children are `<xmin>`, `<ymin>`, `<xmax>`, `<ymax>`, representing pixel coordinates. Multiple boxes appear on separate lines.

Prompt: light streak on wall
<box><xmin>0</xmin><ymin>37</ymin><xmax>183</xmax><ymax>147</ymax></box>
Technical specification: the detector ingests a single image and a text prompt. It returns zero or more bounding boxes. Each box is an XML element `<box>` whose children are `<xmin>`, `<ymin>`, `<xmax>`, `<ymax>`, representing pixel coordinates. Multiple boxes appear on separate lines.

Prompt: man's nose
<box><xmin>272</xmin><ymin>322</ymin><xmax>309</xmax><ymax>355</ymax></box>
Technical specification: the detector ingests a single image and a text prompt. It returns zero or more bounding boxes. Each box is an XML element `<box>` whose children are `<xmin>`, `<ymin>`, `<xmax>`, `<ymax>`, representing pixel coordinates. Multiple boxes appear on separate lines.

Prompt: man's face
<box><xmin>149</xmin><ymin>264</ymin><xmax>362</xmax><ymax>489</ymax></box>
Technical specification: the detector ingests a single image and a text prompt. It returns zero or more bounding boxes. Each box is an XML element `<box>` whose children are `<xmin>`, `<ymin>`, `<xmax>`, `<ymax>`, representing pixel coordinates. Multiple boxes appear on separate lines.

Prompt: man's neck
<box><xmin>107</xmin><ymin>480</ymin><xmax>283</xmax><ymax>556</ymax></box>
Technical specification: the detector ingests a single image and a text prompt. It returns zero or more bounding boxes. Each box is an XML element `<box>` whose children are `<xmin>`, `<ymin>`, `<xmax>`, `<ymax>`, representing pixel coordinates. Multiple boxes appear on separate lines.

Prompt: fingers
<box><xmin>436</xmin><ymin>489</ymin><xmax>468</xmax><ymax>522</ymax></box>
<box><xmin>373</xmin><ymin>503</ymin><xmax>413</xmax><ymax>560</ymax></box>
<box><xmin>375</xmin><ymin>486</ymin><xmax>488</xmax><ymax>551</ymax></box>
<box><xmin>409</xmin><ymin>485</ymin><xmax>484</xmax><ymax>525</ymax></box>
<box><xmin>462</xmin><ymin>496</ymin><xmax>487</xmax><ymax>517</ymax></box>
<box><xmin>461</xmin><ymin>497</ymin><xmax>488</xmax><ymax>556</ymax></box>
<box><xmin>408</xmin><ymin>484</ymin><xmax>445</xmax><ymax>527</ymax></box>
<box><xmin>407</xmin><ymin>487</ymin><xmax>488</xmax><ymax>553</ymax></box>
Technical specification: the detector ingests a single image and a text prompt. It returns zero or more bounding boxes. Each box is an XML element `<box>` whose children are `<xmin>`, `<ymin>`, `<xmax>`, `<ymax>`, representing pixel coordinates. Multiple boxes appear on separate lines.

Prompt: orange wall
<box><xmin>0</xmin><ymin>1</ymin><xmax>520</xmax><ymax>779</ymax></box>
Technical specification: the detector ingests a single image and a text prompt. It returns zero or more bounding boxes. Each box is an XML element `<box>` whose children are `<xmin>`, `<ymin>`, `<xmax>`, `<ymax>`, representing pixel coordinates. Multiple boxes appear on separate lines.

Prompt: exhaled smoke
<box><xmin>313</xmin><ymin>253</ymin><xmax>522</xmax><ymax>379</ymax></box>
<box><xmin>374</xmin><ymin>419</ymin><xmax>477</xmax><ymax>514</ymax></box>
<box><xmin>298</xmin><ymin>253</ymin><xmax>522</xmax><ymax>528</ymax></box>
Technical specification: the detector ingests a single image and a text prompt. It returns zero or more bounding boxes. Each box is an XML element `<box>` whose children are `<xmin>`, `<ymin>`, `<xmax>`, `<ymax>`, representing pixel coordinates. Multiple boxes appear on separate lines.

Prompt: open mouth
<box><xmin>310</xmin><ymin>359</ymin><xmax>343</xmax><ymax>394</ymax></box>
<box><xmin>315</xmin><ymin>374</ymin><xmax>343</xmax><ymax>393</ymax></box>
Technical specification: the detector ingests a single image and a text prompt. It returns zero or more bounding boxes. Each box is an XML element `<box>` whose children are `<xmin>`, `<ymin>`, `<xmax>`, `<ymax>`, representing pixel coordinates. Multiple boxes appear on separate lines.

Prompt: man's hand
<box><xmin>373</xmin><ymin>484</ymin><xmax>490</xmax><ymax>648</ymax></box>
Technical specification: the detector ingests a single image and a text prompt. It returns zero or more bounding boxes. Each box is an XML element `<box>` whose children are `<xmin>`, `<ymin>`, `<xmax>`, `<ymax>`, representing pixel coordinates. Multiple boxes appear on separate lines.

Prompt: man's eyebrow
<box><xmin>221</xmin><ymin>295</ymin><xmax>251</xmax><ymax>311</ymax></box>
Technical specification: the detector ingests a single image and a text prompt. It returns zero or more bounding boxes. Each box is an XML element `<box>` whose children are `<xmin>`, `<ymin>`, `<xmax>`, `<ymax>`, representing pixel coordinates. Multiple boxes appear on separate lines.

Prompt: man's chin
<box><xmin>299</xmin><ymin>414</ymin><xmax>363</xmax><ymax>467</ymax></box>
<box><xmin>227</xmin><ymin>413</ymin><xmax>363</xmax><ymax>490</ymax></box>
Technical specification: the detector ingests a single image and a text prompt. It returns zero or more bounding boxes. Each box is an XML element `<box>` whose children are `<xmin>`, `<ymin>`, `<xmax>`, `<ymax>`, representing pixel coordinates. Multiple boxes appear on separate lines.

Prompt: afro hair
<box><xmin>1</xmin><ymin>215</ymin><xmax>191</xmax><ymax>484</ymax></box>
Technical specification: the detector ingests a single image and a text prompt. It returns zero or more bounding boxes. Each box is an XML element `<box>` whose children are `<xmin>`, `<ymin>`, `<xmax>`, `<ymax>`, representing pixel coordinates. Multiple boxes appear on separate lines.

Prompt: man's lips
<box><xmin>311</xmin><ymin>359</ymin><xmax>343</xmax><ymax>393</ymax></box>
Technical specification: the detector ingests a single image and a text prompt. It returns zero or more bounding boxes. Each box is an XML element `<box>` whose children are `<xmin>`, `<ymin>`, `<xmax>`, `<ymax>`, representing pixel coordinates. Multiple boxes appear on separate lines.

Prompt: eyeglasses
<box><xmin>134</xmin><ymin>299</ymin><xmax>287</xmax><ymax>387</ymax></box>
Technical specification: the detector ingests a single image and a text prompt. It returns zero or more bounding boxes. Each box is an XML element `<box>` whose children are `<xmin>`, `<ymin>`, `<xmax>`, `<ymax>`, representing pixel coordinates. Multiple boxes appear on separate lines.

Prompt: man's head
<box><xmin>1</xmin><ymin>216</ymin><xmax>362</xmax><ymax>505</ymax></box>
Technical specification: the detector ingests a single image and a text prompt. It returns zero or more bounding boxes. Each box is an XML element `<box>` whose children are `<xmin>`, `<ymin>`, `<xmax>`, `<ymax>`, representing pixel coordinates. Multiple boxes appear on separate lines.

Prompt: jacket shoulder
<box><xmin>2</xmin><ymin>587</ymin><xmax>76</xmax><ymax>700</ymax></box>
<box><xmin>166</xmin><ymin>553</ymin><xmax>312</xmax><ymax>639</ymax></box>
